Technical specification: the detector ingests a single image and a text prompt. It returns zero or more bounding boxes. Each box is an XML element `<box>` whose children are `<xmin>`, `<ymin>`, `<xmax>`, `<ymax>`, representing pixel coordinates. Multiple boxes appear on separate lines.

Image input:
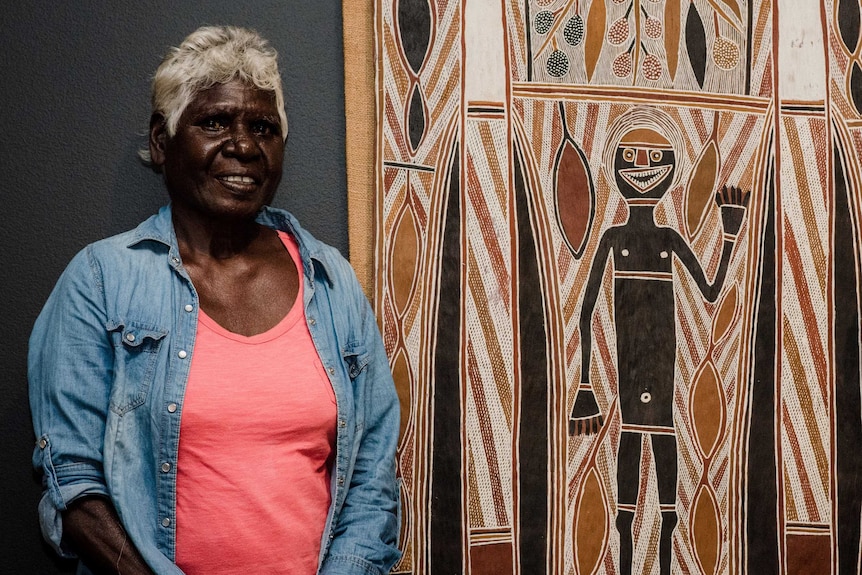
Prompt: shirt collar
<box><xmin>124</xmin><ymin>204</ymin><xmax>335</xmax><ymax>284</ymax></box>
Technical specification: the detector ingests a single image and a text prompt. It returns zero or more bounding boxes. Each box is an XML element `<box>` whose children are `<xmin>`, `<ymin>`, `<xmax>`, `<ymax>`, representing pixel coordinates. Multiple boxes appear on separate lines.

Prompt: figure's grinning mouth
<box><xmin>619</xmin><ymin>165</ymin><xmax>672</xmax><ymax>193</ymax></box>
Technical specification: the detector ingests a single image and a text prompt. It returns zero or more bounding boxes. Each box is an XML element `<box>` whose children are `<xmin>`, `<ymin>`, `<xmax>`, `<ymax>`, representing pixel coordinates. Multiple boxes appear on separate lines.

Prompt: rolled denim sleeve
<box><xmin>320</xmin><ymin>273</ymin><xmax>401</xmax><ymax>575</ymax></box>
<box><xmin>28</xmin><ymin>246</ymin><xmax>112</xmax><ymax>555</ymax></box>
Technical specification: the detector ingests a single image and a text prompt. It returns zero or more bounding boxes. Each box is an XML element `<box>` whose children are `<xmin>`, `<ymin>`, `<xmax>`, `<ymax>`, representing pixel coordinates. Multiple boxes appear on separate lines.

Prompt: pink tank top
<box><xmin>175</xmin><ymin>231</ymin><xmax>336</xmax><ymax>574</ymax></box>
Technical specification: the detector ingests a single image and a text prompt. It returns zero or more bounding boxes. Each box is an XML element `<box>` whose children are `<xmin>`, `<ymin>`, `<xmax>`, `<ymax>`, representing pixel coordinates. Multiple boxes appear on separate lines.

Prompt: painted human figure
<box><xmin>568</xmin><ymin>113</ymin><xmax>748</xmax><ymax>575</ymax></box>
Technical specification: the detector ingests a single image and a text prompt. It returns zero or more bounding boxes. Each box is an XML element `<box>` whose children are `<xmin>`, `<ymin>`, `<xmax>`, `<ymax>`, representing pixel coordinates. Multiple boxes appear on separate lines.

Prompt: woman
<box><xmin>29</xmin><ymin>26</ymin><xmax>400</xmax><ymax>575</ymax></box>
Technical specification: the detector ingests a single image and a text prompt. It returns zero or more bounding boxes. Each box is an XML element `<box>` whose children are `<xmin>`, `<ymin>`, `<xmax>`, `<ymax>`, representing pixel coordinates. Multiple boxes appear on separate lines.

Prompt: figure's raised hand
<box><xmin>569</xmin><ymin>387</ymin><xmax>604</xmax><ymax>436</ymax></box>
<box><xmin>715</xmin><ymin>185</ymin><xmax>751</xmax><ymax>236</ymax></box>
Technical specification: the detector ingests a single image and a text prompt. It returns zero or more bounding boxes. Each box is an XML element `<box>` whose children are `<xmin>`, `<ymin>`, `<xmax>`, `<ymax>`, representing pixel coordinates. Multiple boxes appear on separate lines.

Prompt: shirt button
<box><xmin>338</xmin><ymin>419</ymin><xmax>346</xmax><ymax>428</ymax></box>
<box><xmin>184</xmin><ymin>304</ymin><xmax>194</xmax><ymax>312</ymax></box>
<box><xmin>167</xmin><ymin>403</ymin><xmax>178</xmax><ymax>413</ymax></box>
<box><xmin>328</xmin><ymin>367</ymin><xmax>335</xmax><ymax>375</ymax></box>
<box><xmin>161</xmin><ymin>517</ymin><xmax>171</xmax><ymax>527</ymax></box>
<box><xmin>38</xmin><ymin>439</ymin><xmax>47</xmax><ymax>449</ymax></box>
<box><xmin>171</xmin><ymin>257</ymin><xmax>180</xmax><ymax>265</ymax></box>
<box><xmin>309</xmin><ymin>318</ymin><xmax>316</xmax><ymax>325</ymax></box>
<box><xmin>125</xmin><ymin>333</ymin><xmax>136</xmax><ymax>342</ymax></box>
<box><xmin>160</xmin><ymin>462</ymin><xmax>171</xmax><ymax>473</ymax></box>
<box><xmin>337</xmin><ymin>476</ymin><xmax>345</xmax><ymax>486</ymax></box>
<box><xmin>178</xmin><ymin>350</ymin><xmax>188</xmax><ymax>359</ymax></box>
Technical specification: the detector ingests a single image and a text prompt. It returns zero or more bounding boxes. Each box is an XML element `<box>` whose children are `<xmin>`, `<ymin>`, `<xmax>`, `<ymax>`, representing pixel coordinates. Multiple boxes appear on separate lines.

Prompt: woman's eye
<box><xmin>650</xmin><ymin>150</ymin><xmax>663</xmax><ymax>162</ymax></box>
<box><xmin>622</xmin><ymin>148</ymin><xmax>636</xmax><ymax>162</ymax></box>
<box><xmin>252</xmin><ymin>121</ymin><xmax>277</xmax><ymax>136</ymax></box>
<box><xmin>201</xmin><ymin>118</ymin><xmax>226</xmax><ymax>131</ymax></box>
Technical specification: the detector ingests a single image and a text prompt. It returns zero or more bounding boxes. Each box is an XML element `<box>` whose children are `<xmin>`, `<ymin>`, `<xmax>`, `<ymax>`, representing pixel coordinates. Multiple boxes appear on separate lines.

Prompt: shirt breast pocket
<box><xmin>341</xmin><ymin>343</ymin><xmax>369</xmax><ymax>380</ymax></box>
<box><xmin>107</xmin><ymin>319</ymin><xmax>168</xmax><ymax>415</ymax></box>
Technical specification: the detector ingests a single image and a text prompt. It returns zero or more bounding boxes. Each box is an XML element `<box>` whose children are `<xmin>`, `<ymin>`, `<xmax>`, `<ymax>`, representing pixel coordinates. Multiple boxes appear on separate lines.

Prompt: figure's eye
<box><xmin>251</xmin><ymin>120</ymin><xmax>279</xmax><ymax>137</ymax></box>
<box><xmin>650</xmin><ymin>150</ymin><xmax>663</xmax><ymax>162</ymax></box>
<box><xmin>622</xmin><ymin>148</ymin><xmax>636</xmax><ymax>162</ymax></box>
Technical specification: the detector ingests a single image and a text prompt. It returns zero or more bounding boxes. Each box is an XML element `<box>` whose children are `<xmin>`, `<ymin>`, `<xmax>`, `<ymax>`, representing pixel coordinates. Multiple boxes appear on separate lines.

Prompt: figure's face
<box><xmin>149</xmin><ymin>79</ymin><xmax>285</xmax><ymax>221</ymax></box>
<box><xmin>613</xmin><ymin>128</ymin><xmax>675</xmax><ymax>200</ymax></box>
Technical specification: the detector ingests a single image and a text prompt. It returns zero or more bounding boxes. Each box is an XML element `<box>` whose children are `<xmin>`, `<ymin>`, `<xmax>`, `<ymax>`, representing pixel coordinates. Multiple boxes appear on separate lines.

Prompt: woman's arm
<box><xmin>63</xmin><ymin>497</ymin><xmax>153</xmax><ymax>575</ymax></box>
<box><xmin>29</xmin><ymin>248</ymin><xmax>153</xmax><ymax>573</ymax></box>
<box><xmin>319</xmin><ymin>269</ymin><xmax>401</xmax><ymax>575</ymax></box>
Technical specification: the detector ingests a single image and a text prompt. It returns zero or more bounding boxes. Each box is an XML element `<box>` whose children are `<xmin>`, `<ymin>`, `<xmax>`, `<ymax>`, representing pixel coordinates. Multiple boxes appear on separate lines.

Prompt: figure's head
<box><xmin>613</xmin><ymin>127</ymin><xmax>675</xmax><ymax>200</ymax></box>
<box><xmin>141</xmin><ymin>25</ymin><xmax>287</xmax><ymax>164</ymax></box>
<box><xmin>602</xmin><ymin>107</ymin><xmax>684</xmax><ymax>203</ymax></box>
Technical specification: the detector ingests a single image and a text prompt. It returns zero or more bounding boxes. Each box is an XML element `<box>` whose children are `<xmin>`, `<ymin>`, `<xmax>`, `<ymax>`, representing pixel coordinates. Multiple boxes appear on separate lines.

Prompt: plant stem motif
<box><xmin>531</xmin><ymin>0</ymin><xmax>743</xmax><ymax>86</ymax></box>
<box><xmin>607</xmin><ymin>0</ymin><xmax>665</xmax><ymax>83</ymax></box>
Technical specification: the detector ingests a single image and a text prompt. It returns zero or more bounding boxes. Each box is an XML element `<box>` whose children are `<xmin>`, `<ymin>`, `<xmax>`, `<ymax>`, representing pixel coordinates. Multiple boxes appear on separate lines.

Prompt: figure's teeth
<box><xmin>222</xmin><ymin>175</ymin><xmax>255</xmax><ymax>184</ymax></box>
<box><xmin>619</xmin><ymin>165</ymin><xmax>671</xmax><ymax>193</ymax></box>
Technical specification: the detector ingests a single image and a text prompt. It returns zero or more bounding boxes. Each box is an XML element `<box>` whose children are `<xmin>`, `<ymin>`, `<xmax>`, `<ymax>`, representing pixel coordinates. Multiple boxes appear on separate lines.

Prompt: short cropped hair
<box><xmin>141</xmin><ymin>26</ymin><xmax>288</xmax><ymax>162</ymax></box>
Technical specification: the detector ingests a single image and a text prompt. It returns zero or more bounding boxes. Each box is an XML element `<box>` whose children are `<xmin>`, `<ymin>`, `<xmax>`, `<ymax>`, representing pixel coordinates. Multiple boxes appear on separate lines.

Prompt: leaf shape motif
<box><xmin>664</xmin><ymin>0</ymin><xmax>681</xmax><ymax>81</ymax></box>
<box><xmin>573</xmin><ymin>468</ymin><xmax>609</xmax><ymax>575</ymax></box>
<box><xmin>690</xmin><ymin>361</ymin><xmax>726</xmax><ymax>460</ymax></box>
<box><xmin>391</xmin><ymin>202</ymin><xmax>420</xmax><ymax>313</ymax></box>
<box><xmin>719</xmin><ymin>0</ymin><xmax>742</xmax><ymax>22</ymax></box>
<box><xmin>397</xmin><ymin>0</ymin><xmax>433</xmax><ymax>75</ymax></box>
<box><xmin>838</xmin><ymin>0</ymin><xmax>861</xmax><ymax>55</ymax></box>
<box><xmin>392</xmin><ymin>349</ymin><xmax>413</xmax><ymax>444</ymax></box>
<box><xmin>712</xmin><ymin>285</ymin><xmax>738</xmax><ymax>344</ymax></box>
<box><xmin>586</xmin><ymin>0</ymin><xmax>608</xmax><ymax>82</ymax></box>
<box><xmin>850</xmin><ymin>60</ymin><xmax>862</xmax><ymax>117</ymax></box>
<box><xmin>685</xmin><ymin>1</ymin><xmax>707</xmax><ymax>88</ymax></box>
<box><xmin>555</xmin><ymin>138</ymin><xmax>595</xmax><ymax>259</ymax></box>
<box><xmin>686</xmin><ymin>138</ymin><xmax>719</xmax><ymax>238</ymax></box>
<box><xmin>691</xmin><ymin>486</ymin><xmax>721</xmax><ymax>575</ymax></box>
<box><xmin>407</xmin><ymin>83</ymin><xmax>426</xmax><ymax>153</ymax></box>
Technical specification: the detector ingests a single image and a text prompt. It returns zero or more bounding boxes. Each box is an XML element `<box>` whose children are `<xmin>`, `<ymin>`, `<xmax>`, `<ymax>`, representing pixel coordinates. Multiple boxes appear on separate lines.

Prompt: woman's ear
<box><xmin>149</xmin><ymin>113</ymin><xmax>168</xmax><ymax>168</ymax></box>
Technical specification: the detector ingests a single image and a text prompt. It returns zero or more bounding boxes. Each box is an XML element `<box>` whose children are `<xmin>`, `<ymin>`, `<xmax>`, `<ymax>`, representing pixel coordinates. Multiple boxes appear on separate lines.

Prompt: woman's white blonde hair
<box><xmin>141</xmin><ymin>25</ymin><xmax>287</xmax><ymax>162</ymax></box>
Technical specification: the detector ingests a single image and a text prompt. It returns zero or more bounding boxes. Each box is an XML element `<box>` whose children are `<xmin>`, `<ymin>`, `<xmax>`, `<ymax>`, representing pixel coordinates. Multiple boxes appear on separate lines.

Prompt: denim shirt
<box><xmin>29</xmin><ymin>205</ymin><xmax>401</xmax><ymax>575</ymax></box>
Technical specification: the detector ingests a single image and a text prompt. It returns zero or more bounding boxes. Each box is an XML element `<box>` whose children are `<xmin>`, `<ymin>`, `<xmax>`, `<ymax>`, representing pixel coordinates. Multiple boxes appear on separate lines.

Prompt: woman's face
<box><xmin>150</xmin><ymin>79</ymin><xmax>285</xmax><ymax>221</ymax></box>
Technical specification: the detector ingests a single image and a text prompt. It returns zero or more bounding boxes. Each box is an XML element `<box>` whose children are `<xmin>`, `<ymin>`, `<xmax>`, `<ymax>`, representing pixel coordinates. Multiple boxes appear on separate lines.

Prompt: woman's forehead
<box><xmin>618</xmin><ymin>128</ymin><xmax>673</xmax><ymax>149</ymax></box>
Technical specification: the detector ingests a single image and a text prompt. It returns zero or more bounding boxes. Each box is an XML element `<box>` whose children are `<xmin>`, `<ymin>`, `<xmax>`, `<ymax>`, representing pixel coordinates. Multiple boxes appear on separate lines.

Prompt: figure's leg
<box><xmin>616</xmin><ymin>431</ymin><xmax>641</xmax><ymax>575</ymax></box>
<box><xmin>652</xmin><ymin>433</ymin><xmax>678</xmax><ymax>575</ymax></box>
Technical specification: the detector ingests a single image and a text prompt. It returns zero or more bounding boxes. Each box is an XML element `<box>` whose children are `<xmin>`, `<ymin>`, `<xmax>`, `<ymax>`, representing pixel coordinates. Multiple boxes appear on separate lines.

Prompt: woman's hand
<box><xmin>63</xmin><ymin>497</ymin><xmax>154</xmax><ymax>575</ymax></box>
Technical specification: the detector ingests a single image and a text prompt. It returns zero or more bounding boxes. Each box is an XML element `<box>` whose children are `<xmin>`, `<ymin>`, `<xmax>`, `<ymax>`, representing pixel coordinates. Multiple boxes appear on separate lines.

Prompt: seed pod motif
<box><xmin>613</xmin><ymin>51</ymin><xmax>633</xmax><ymax>77</ymax></box>
<box><xmin>712</xmin><ymin>36</ymin><xmax>739</xmax><ymax>69</ymax></box>
<box><xmin>534</xmin><ymin>10</ymin><xmax>555</xmax><ymax>34</ymax></box>
<box><xmin>547</xmin><ymin>50</ymin><xmax>570</xmax><ymax>77</ymax></box>
<box><xmin>642</xmin><ymin>53</ymin><xmax>662</xmax><ymax>80</ymax></box>
<box><xmin>564</xmin><ymin>14</ymin><xmax>585</xmax><ymax>46</ymax></box>
<box><xmin>645</xmin><ymin>16</ymin><xmax>662</xmax><ymax>38</ymax></box>
<box><xmin>607</xmin><ymin>18</ymin><xmax>630</xmax><ymax>45</ymax></box>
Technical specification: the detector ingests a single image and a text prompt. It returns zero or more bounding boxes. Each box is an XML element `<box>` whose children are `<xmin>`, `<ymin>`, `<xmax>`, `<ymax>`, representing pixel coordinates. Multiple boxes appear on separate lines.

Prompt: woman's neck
<box><xmin>172</xmin><ymin>206</ymin><xmax>262</xmax><ymax>261</ymax></box>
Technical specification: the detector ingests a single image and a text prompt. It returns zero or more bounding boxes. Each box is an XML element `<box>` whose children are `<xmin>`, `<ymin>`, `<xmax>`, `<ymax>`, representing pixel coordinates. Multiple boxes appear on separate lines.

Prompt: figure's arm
<box><xmin>28</xmin><ymin>248</ymin><xmax>153</xmax><ymax>575</ymax></box>
<box><xmin>676</xmin><ymin>185</ymin><xmax>750</xmax><ymax>303</ymax></box>
<box><xmin>569</xmin><ymin>234</ymin><xmax>613</xmax><ymax>436</ymax></box>
<box><xmin>320</xmin><ymin>269</ymin><xmax>401</xmax><ymax>575</ymax></box>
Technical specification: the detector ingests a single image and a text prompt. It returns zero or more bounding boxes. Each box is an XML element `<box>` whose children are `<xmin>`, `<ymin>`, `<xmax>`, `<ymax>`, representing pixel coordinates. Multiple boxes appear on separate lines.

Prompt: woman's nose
<box><xmin>635</xmin><ymin>149</ymin><xmax>649</xmax><ymax>166</ymax></box>
<box><xmin>223</xmin><ymin>128</ymin><xmax>259</xmax><ymax>158</ymax></box>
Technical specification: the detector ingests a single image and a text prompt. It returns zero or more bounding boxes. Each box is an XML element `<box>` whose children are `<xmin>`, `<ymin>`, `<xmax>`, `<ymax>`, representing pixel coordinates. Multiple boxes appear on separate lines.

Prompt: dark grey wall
<box><xmin>1</xmin><ymin>3</ymin><xmax>347</xmax><ymax>571</ymax></box>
